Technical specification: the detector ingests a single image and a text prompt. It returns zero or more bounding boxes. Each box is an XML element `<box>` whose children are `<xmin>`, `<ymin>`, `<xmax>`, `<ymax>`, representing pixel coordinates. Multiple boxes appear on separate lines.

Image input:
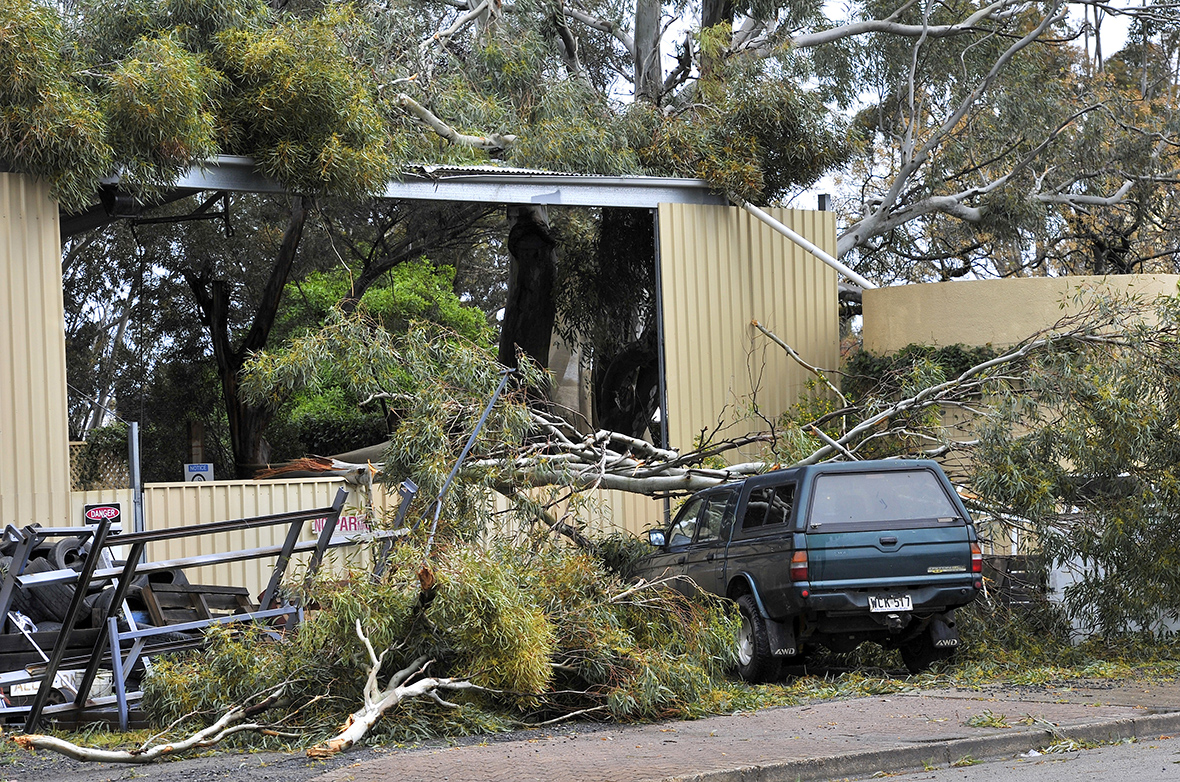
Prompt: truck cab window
<box><xmin>668</xmin><ymin>497</ymin><xmax>705</xmax><ymax>546</ymax></box>
<box><xmin>743</xmin><ymin>484</ymin><xmax>795</xmax><ymax>529</ymax></box>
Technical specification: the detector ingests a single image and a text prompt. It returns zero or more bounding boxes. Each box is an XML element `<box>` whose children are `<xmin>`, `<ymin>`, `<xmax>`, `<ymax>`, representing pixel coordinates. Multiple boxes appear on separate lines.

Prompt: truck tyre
<box><xmin>88</xmin><ymin>584</ymin><xmax>145</xmax><ymax>628</ymax></box>
<box><xmin>22</xmin><ymin>557</ymin><xmax>77</xmax><ymax>624</ymax></box>
<box><xmin>50</xmin><ymin>537</ymin><xmax>85</xmax><ymax>570</ymax></box>
<box><xmin>736</xmin><ymin>595</ymin><xmax>782</xmax><ymax>683</ymax></box>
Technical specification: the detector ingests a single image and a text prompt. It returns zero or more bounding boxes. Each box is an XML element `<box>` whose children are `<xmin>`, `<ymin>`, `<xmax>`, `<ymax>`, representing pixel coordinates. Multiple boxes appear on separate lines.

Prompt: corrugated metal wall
<box><xmin>657</xmin><ymin>204</ymin><xmax>839</xmax><ymax>465</ymax></box>
<box><xmin>0</xmin><ymin>175</ymin><xmax>71</xmax><ymax>528</ymax></box>
<box><xmin>65</xmin><ymin>480</ymin><xmax>396</xmax><ymax>598</ymax></box>
<box><xmin>139</xmin><ymin>479</ymin><xmax>398</xmax><ymax>598</ymax></box>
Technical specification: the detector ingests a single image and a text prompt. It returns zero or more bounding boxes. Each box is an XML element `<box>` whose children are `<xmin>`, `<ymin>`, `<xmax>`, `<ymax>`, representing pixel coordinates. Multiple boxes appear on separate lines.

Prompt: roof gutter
<box><xmin>736</xmin><ymin>198</ymin><xmax>877</xmax><ymax>291</ymax></box>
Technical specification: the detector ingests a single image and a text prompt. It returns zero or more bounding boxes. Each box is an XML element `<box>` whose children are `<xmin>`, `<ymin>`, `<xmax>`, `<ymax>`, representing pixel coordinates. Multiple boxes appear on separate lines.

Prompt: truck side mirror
<box><xmin>647</xmin><ymin>529</ymin><xmax>666</xmax><ymax>547</ymax></box>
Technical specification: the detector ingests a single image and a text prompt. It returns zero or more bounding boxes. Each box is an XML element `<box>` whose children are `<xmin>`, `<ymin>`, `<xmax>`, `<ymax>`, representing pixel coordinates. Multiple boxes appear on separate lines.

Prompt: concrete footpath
<box><xmin>314</xmin><ymin>681</ymin><xmax>1180</xmax><ymax>782</ymax></box>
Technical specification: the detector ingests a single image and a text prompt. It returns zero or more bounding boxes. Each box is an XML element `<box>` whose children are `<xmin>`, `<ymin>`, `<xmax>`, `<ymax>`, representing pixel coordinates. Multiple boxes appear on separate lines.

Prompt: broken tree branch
<box><xmin>306</xmin><ymin>622</ymin><xmax>491</xmax><ymax>757</ymax></box>
<box><xmin>752</xmin><ymin>320</ymin><xmax>847</xmax><ymax>407</ymax></box>
<box><xmin>16</xmin><ymin>685</ymin><xmax>288</xmax><ymax>764</ymax></box>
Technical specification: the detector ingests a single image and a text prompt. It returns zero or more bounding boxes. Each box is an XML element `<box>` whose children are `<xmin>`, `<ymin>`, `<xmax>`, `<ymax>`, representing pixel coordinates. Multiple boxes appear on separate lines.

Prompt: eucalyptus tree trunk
<box><xmin>633</xmin><ymin>0</ymin><xmax>663</xmax><ymax>103</ymax></box>
<box><xmin>184</xmin><ymin>195</ymin><xmax>310</xmax><ymax>477</ymax></box>
<box><xmin>498</xmin><ymin>205</ymin><xmax>556</xmax><ymax>374</ymax></box>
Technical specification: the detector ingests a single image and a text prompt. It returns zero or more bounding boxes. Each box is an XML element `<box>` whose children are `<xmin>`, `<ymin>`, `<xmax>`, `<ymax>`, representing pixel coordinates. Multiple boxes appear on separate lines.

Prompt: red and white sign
<box><xmin>310</xmin><ymin>514</ymin><xmax>370</xmax><ymax>533</ymax></box>
<box><xmin>84</xmin><ymin>503</ymin><xmax>121</xmax><ymax>525</ymax></box>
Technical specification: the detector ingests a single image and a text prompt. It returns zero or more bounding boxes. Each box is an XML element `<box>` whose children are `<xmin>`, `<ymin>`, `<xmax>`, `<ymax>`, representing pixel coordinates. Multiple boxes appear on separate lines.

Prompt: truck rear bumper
<box><xmin>799</xmin><ymin>583</ymin><xmax>978</xmax><ymax>616</ymax></box>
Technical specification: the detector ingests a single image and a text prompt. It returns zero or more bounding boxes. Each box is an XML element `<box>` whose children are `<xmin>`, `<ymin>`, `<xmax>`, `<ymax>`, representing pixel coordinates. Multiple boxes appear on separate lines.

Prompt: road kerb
<box><xmin>665</xmin><ymin>710</ymin><xmax>1180</xmax><ymax>782</ymax></box>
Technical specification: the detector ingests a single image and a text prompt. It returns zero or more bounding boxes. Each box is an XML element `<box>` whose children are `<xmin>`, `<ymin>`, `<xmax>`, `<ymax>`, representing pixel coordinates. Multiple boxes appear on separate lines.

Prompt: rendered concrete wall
<box><xmin>0</xmin><ymin>174</ymin><xmax>71</xmax><ymax>528</ymax></box>
<box><xmin>863</xmin><ymin>275</ymin><xmax>1180</xmax><ymax>353</ymax></box>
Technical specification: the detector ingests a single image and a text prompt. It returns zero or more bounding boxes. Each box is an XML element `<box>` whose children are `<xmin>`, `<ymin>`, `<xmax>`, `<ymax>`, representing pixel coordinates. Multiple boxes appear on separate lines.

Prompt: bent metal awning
<box><xmin>60</xmin><ymin>156</ymin><xmax>729</xmax><ymax>237</ymax></box>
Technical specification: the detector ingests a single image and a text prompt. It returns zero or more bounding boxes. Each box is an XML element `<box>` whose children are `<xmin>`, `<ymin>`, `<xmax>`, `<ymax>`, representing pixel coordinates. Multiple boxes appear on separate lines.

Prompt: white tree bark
<box><xmin>306</xmin><ymin>621</ymin><xmax>487</xmax><ymax>757</ymax></box>
<box><xmin>398</xmin><ymin>94</ymin><xmax>517</xmax><ymax>152</ymax></box>
<box><xmin>16</xmin><ymin>686</ymin><xmax>289</xmax><ymax>763</ymax></box>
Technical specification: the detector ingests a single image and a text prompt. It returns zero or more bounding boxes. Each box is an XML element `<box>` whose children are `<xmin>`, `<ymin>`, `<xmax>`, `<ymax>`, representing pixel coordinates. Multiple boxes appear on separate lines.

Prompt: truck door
<box><xmin>680</xmin><ymin>490</ymin><xmax>736</xmax><ymax>596</ymax></box>
<box><xmin>725</xmin><ymin>482</ymin><xmax>796</xmax><ymax>615</ymax></box>
<box><xmin>639</xmin><ymin>496</ymin><xmax>707</xmax><ymax>595</ymax></box>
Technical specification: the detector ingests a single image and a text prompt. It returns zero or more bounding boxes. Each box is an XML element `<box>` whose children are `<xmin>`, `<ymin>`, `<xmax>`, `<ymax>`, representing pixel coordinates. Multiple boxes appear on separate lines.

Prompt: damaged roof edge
<box><xmin>147</xmin><ymin>155</ymin><xmax>730</xmax><ymax>208</ymax></box>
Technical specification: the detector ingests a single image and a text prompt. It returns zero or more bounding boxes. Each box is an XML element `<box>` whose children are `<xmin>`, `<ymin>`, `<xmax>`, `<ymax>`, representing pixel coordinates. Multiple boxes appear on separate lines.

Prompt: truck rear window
<box><xmin>809</xmin><ymin>470</ymin><xmax>959</xmax><ymax>524</ymax></box>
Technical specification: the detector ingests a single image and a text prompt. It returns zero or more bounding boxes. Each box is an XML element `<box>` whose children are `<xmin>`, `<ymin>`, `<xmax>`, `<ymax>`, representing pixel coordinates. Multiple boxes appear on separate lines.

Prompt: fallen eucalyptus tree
<box><xmin>254</xmin><ymin>302</ymin><xmax>1141</xmax><ymax>509</ymax></box>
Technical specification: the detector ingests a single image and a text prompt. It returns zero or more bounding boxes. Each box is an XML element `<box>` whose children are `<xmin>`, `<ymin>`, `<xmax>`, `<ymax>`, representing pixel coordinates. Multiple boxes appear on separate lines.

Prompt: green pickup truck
<box><xmin>632</xmin><ymin>459</ymin><xmax>982</xmax><ymax>680</ymax></box>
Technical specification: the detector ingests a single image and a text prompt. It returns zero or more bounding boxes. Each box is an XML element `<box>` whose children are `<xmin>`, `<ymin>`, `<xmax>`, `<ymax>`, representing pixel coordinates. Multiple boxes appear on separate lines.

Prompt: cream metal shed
<box><xmin>1</xmin><ymin>163</ymin><xmax>839</xmax><ymax>537</ymax></box>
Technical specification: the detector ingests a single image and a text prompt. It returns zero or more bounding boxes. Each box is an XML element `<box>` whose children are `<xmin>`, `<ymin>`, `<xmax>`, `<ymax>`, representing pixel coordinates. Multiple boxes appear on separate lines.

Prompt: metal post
<box><xmin>129</xmin><ymin>422</ymin><xmax>145</xmax><ymax>534</ymax></box>
<box><xmin>258</xmin><ymin>512</ymin><xmax>310</xmax><ymax>613</ymax></box>
<box><xmin>420</xmin><ymin>370</ymin><xmax>513</xmax><ymax>560</ymax></box>
<box><xmin>107</xmin><ymin>616</ymin><xmax>128</xmax><ymax>731</ymax></box>
<box><xmin>301</xmin><ymin>488</ymin><xmax>347</xmax><ymax>596</ymax></box>
<box><xmin>652</xmin><ymin>207</ymin><xmax>672</xmax><ymax>525</ymax></box>
<box><xmin>372</xmin><ymin>480</ymin><xmax>419</xmax><ymax>580</ymax></box>
<box><xmin>74</xmin><ymin>541</ymin><xmax>146</xmax><ymax>711</ymax></box>
<box><xmin>0</xmin><ymin>528</ymin><xmax>37</xmax><ymax>633</ymax></box>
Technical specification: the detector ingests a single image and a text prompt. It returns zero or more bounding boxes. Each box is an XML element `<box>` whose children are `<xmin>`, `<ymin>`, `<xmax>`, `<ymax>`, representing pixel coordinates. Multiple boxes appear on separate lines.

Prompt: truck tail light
<box><xmin>790</xmin><ymin>550</ymin><xmax>808</xmax><ymax>582</ymax></box>
<box><xmin>970</xmin><ymin>541</ymin><xmax>982</xmax><ymax>574</ymax></box>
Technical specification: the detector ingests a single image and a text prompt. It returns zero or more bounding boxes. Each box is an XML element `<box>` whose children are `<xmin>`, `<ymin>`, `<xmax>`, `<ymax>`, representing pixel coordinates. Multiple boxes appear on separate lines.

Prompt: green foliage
<box><xmin>0</xmin><ymin>0</ymin><xmax>112</xmax><ymax>209</ymax></box>
<box><xmin>592</xmin><ymin>532</ymin><xmax>653</xmax><ymax>577</ymax></box>
<box><xmin>970</xmin><ymin>299</ymin><xmax>1180</xmax><ymax>636</ymax></box>
<box><xmin>430</xmin><ymin>545</ymin><xmax>557</xmax><ymax>694</ymax></box>
<box><xmin>260</xmin><ymin>259</ymin><xmax>491</xmax><ymax>460</ymax></box>
<box><xmin>953</xmin><ymin>598</ymin><xmax>1075</xmax><ymax>669</ymax></box>
<box><xmin>214</xmin><ymin>5</ymin><xmax>392</xmax><ymax>199</ymax></box>
<box><xmin>622</xmin><ymin>70</ymin><xmax>852</xmax><ymax>202</ymax></box>
<box><xmin>843</xmin><ymin>343</ymin><xmax>1001</xmax><ymax>403</ymax></box>
<box><xmin>3</xmin><ymin>0</ymin><xmax>861</xmax><ymax>211</ymax></box>
<box><xmin>279</xmin><ymin>259</ymin><xmax>490</xmax><ymax>344</ymax></box>
<box><xmin>833</xmin><ymin>296</ymin><xmax>1180</xmax><ymax>638</ymax></box>
<box><xmin>144</xmin><ymin>540</ymin><xmax>741</xmax><ymax>740</ymax></box>
<box><xmin>242</xmin><ymin>308</ymin><xmax>543</xmax><ymax>498</ymax></box>
<box><xmin>144</xmin><ymin>623</ymin><xmax>289</xmax><ymax>719</ymax></box>
<box><xmin>104</xmin><ymin>34</ymin><xmax>223</xmax><ymax>197</ymax></box>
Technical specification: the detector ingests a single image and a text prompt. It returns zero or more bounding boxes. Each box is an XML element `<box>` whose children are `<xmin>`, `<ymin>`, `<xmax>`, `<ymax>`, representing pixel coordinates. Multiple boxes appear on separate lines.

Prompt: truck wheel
<box><xmin>736</xmin><ymin>595</ymin><xmax>782</xmax><ymax>683</ymax></box>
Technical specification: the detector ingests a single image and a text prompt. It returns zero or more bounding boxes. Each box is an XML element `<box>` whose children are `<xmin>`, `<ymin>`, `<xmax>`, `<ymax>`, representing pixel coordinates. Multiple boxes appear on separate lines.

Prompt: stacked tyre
<box><xmin>0</xmin><ymin>538</ymin><xmax>189</xmax><ymax>631</ymax></box>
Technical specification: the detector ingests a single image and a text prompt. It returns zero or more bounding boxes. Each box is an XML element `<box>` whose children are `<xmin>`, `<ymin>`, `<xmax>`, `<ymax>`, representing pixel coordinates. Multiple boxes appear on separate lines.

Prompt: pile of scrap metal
<box><xmin>1</xmin><ymin>535</ymin><xmax>193</xmax><ymax>668</ymax></box>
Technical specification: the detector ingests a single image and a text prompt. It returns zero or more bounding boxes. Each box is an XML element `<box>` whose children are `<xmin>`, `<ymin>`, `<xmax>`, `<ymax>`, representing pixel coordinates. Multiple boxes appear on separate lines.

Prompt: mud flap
<box><xmin>929</xmin><ymin>614</ymin><xmax>960</xmax><ymax>650</ymax></box>
<box><xmin>766</xmin><ymin>617</ymin><xmax>798</xmax><ymax>657</ymax></box>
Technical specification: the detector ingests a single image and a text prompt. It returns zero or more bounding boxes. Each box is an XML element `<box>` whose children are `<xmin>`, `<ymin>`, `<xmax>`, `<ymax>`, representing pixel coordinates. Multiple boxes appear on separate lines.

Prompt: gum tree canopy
<box><xmin>5</xmin><ymin>0</ymin><xmax>1179</xmax><ymax>273</ymax></box>
<box><xmin>12</xmin><ymin>0</ymin><xmax>1180</xmax><ymax>474</ymax></box>
<box><xmin>1</xmin><ymin>0</ymin><xmax>855</xmax><ymax>210</ymax></box>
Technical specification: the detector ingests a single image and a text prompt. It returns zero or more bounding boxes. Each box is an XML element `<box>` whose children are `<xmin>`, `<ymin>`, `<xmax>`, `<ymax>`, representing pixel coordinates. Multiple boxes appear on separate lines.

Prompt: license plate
<box><xmin>869</xmin><ymin>594</ymin><xmax>913</xmax><ymax>612</ymax></box>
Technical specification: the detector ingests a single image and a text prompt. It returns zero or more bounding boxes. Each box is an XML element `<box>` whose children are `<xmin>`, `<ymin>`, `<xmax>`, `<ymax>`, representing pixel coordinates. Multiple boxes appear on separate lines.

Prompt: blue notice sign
<box><xmin>185</xmin><ymin>463</ymin><xmax>214</xmax><ymax>482</ymax></box>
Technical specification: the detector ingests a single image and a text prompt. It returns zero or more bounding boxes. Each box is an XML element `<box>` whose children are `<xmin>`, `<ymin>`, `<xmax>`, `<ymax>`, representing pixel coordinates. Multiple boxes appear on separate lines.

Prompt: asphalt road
<box><xmin>859</xmin><ymin>734</ymin><xmax>1180</xmax><ymax>782</ymax></box>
